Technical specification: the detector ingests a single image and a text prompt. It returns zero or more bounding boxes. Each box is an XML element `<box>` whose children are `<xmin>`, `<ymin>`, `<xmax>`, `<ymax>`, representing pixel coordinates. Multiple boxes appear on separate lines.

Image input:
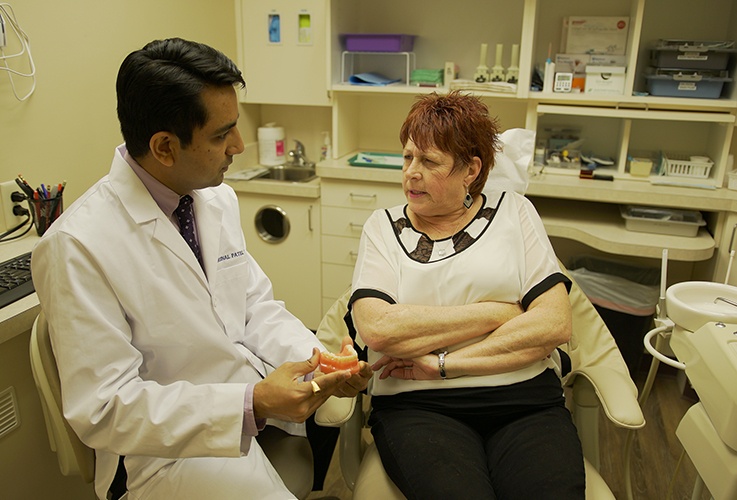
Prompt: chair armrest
<box><xmin>315</xmin><ymin>396</ymin><xmax>357</xmax><ymax>427</ymax></box>
<box><xmin>568</xmin><ymin>366</ymin><xmax>645</xmax><ymax>430</ymax></box>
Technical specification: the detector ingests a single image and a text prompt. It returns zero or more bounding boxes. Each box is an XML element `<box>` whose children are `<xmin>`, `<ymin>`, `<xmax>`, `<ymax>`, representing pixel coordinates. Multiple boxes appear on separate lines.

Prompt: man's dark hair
<box><xmin>116</xmin><ymin>38</ymin><xmax>246</xmax><ymax>158</ymax></box>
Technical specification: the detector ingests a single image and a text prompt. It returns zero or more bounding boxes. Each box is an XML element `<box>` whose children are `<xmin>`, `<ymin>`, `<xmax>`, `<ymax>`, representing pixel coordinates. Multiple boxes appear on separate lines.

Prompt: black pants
<box><xmin>369</xmin><ymin>381</ymin><xmax>585</xmax><ymax>499</ymax></box>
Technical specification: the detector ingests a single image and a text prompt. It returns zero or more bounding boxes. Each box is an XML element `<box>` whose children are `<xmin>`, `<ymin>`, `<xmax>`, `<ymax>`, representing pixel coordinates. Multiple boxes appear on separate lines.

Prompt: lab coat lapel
<box><xmin>109</xmin><ymin>150</ymin><xmax>208</xmax><ymax>286</ymax></box>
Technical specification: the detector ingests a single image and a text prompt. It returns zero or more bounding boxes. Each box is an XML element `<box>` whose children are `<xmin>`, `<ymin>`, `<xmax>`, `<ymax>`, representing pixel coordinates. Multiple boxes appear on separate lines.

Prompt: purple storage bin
<box><xmin>342</xmin><ymin>34</ymin><xmax>415</xmax><ymax>52</ymax></box>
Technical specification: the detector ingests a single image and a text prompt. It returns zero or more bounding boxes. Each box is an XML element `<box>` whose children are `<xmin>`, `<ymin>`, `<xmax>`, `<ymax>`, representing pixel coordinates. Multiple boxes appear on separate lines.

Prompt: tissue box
<box><xmin>629</xmin><ymin>157</ymin><xmax>653</xmax><ymax>177</ymax></box>
<box><xmin>728</xmin><ymin>170</ymin><xmax>737</xmax><ymax>190</ymax></box>
<box><xmin>585</xmin><ymin>65</ymin><xmax>626</xmax><ymax>94</ymax></box>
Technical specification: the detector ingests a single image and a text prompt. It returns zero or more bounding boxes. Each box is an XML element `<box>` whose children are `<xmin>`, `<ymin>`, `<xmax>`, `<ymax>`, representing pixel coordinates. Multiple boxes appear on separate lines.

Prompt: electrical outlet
<box><xmin>0</xmin><ymin>180</ymin><xmax>25</xmax><ymax>233</ymax></box>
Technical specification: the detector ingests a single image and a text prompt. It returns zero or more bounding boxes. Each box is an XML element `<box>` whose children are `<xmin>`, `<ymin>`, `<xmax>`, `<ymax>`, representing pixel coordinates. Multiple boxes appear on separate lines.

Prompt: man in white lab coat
<box><xmin>31</xmin><ymin>38</ymin><xmax>370</xmax><ymax>500</ymax></box>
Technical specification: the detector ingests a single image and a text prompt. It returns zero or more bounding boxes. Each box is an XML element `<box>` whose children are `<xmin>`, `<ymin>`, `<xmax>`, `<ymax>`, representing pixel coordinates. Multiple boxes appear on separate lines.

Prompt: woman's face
<box><xmin>402</xmin><ymin>139</ymin><xmax>469</xmax><ymax>219</ymax></box>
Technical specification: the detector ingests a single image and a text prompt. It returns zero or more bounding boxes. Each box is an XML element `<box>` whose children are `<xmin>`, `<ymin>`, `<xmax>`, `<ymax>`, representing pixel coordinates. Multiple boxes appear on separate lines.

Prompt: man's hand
<box><xmin>321</xmin><ymin>336</ymin><xmax>372</xmax><ymax>398</ymax></box>
<box><xmin>253</xmin><ymin>348</ymin><xmax>351</xmax><ymax>423</ymax></box>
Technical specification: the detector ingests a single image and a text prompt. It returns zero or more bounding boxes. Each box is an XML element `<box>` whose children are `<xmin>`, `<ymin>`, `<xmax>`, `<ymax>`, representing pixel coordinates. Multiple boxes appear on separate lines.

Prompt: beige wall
<box><xmin>0</xmin><ymin>2</ymin><xmax>253</xmax><ymax>497</ymax></box>
<box><xmin>0</xmin><ymin>0</ymin><xmax>256</xmax><ymax>204</ymax></box>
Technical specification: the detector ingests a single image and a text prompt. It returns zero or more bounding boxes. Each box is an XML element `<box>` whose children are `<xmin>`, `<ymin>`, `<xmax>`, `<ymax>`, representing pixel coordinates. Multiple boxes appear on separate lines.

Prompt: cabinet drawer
<box><xmin>322</xmin><ymin>263</ymin><xmax>354</xmax><ymax>300</ymax></box>
<box><xmin>322</xmin><ymin>235</ymin><xmax>360</xmax><ymax>266</ymax></box>
<box><xmin>321</xmin><ymin>206</ymin><xmax>374</xmax><ymax>238</ymax></box>
<box><xmin>321</xmin><ymin>180</ymin><xmax>405</xmax><ymax>209</ymax></box>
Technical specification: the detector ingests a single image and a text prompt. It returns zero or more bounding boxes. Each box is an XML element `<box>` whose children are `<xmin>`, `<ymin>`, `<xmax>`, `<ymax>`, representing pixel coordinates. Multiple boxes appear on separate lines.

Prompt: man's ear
<box><xmin>149</xmin><ymin>132</ymin><xmax>179</xmax><ymax>167</ymax></box>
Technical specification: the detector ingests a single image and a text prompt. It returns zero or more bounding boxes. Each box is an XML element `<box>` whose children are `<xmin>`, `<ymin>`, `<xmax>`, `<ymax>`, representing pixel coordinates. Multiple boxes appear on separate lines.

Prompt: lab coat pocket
<box><xmin>211</xmin><ymin>254</ymin><xmax>250</xmax><ymax>339</ymax></box>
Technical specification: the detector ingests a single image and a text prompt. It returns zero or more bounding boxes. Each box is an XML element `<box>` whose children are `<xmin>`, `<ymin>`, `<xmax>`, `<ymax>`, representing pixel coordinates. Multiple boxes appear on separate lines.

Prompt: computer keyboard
<box><xmin>0</xmin><ymin>251</ymin><xmax>34</xmax><ymax>309</ymax></box>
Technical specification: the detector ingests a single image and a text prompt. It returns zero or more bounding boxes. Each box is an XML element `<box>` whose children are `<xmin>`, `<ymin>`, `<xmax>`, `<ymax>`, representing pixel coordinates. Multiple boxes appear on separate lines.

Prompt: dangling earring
<box><xmin>463</xmin><ymin>186</ymin><xmax>473</xmax><ymax>209</ymax></box>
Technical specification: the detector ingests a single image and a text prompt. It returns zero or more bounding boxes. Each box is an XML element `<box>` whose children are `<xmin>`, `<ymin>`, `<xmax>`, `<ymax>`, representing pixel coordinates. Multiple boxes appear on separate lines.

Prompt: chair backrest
<box><xmin>29</xmin><ymin>311</ymin><xmax>96</xmax><ymax>483</ymax></box>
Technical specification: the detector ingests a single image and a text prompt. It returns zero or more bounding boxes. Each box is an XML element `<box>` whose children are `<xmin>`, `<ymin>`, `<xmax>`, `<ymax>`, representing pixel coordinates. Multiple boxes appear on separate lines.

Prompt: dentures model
<box><xmin>319</xmin><ymin>344</ymin><xmax>360</xmax><ymax>374</ymax></box>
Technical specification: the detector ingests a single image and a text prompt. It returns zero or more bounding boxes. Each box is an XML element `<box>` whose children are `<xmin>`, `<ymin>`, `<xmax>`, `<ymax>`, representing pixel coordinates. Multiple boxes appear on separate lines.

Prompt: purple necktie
<box><xmin>175</xmin><ymin>195</ymin><xmax>203</xmax><ymax>268</ymax></box>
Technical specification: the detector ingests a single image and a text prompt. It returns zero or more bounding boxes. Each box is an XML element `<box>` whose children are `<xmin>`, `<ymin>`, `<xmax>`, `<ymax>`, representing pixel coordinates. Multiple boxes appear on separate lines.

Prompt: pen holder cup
<box><xmin>27</xmin><ymin>196</ymin><xmax>64</xmax><ymax>236</ymax></box>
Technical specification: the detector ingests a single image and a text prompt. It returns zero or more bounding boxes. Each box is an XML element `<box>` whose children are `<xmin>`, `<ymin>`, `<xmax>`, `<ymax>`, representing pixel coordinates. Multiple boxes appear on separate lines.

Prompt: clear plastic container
<box><xmin>620</xmin><ymin>205</ymin><xmax>705</xmax><ymax>237</ymax></box>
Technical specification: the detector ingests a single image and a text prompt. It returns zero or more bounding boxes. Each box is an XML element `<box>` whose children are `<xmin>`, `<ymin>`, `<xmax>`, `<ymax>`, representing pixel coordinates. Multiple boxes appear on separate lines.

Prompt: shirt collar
<box><xmin>121</xmin><ymin>145</ymin><xmax>184</xmax><ymax>217</ymax></box>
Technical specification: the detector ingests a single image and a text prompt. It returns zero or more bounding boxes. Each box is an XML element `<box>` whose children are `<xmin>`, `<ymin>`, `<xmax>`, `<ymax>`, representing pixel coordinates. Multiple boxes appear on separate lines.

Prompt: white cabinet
<box><xmin>319</xmin><ymin>178</ymin><xmax>404</xmax><ymax>315</ymax></box>
<box><xmin>235</xmin><ymin>0</ymin><xmax>737</xmax><ymax>291</ymax></box>
<box><xmin>324</xmin><ymin>0</ymin><xmax>737</xmax><ymax>163</ymax></box>
<box><xmin>236</xmin><ymin>0</ymin><xmax>330</xmax><ymax>106</ymax></box>
<box><xmin>233</xmin><ymin>186</ymin><xmax>322</xmax><ymax>330</ymax></box>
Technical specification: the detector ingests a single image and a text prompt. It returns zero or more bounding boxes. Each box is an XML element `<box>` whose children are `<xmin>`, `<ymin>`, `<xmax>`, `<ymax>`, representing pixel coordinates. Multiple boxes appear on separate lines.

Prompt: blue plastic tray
<box><xmin>348</xmin><ymin>152</ymin><xmax>404</xmax><ymax>169</ymax></box>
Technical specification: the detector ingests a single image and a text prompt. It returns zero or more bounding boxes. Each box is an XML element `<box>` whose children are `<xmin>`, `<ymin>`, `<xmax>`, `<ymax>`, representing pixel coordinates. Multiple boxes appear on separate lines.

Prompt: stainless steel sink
<box><xmin>251</xmin><ymin>165</ymin><xmax>317</xmax><ymax>183</ymax></box>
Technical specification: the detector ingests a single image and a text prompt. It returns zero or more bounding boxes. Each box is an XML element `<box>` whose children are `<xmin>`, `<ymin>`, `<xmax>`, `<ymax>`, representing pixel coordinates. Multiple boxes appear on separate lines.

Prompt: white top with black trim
<box><xmin>350</xmin><ymin>190</ymin><xmax>570</xmax><ymax>396</ymax></box>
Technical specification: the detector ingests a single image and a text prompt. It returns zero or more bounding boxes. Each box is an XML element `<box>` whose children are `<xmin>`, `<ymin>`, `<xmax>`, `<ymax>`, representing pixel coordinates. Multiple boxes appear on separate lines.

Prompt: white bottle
<box><xmin>258</xmin><ymin>123</ymin><xmax>285</xmax><ymax>166</ymax></box>
<box><xmin>543</xmin><ymin>59</ymin><xmax>556</xmax><ymax>93</ymax></box>
<box><xmin>320</xmin><ymin>131</ymin><xmax>332</xmax><ymax>161</ymax></box>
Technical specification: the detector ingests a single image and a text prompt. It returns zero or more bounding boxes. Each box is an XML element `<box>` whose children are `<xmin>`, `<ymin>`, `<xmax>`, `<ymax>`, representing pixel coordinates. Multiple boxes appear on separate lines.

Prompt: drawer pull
<box><xmin>349</xmin><ymin>251</ymin><xmax>359</xmax><ymax>260</ymax></box>
<box><xmin>349</xmin><ymin>193</ymin><xmax>377</xmax><ymax>200</ymax></box>
<box><xmin>348</xmin><ymin>222</ymin><xmax>364</xmax><ymax>230</ymax></box>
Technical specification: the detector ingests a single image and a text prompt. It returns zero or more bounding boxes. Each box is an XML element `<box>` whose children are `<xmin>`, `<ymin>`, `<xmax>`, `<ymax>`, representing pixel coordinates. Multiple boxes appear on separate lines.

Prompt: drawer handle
<box><xmin>349</xmin><ymin>193</ymin><xmax>377</xmax><ymax>200</ymax></box>
<box><xmin>349</xmin><ymin>251</ymin><xmax>359</xmax><ymax>260</ymax></box>
<box><xmin>349</xmin><ymin>222</ymin><xmax>364</xmax><ymax>230</ymax></box>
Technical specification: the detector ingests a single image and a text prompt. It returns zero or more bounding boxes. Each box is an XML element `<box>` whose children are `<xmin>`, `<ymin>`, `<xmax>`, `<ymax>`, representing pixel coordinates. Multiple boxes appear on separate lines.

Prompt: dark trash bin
<box><xmin>567</xmin><ymin>256</ymin><xmax>661</xmax><ymax>376</ymax></box>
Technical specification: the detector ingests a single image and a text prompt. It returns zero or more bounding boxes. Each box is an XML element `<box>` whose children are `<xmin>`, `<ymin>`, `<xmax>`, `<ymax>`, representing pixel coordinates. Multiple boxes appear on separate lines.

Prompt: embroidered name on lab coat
<box><xmin>217</xmin><ymin>250</ymin><xmax>245</xmax><ymax>263</ymax></box>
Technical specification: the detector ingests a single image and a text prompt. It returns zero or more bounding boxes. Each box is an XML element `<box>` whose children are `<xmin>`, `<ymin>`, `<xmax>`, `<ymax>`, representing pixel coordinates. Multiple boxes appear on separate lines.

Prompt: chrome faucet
<box><xmin>287</xmin><ymin>140</ymin><xmax>315</xmax><ymax>167</ymax></box>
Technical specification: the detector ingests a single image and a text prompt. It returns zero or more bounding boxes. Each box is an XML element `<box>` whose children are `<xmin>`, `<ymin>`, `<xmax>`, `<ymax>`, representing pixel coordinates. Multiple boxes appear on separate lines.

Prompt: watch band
<box><xmin>438</xmin><ymin>351</ymin><xmax>448</xmax><ymax>379</ymax></box>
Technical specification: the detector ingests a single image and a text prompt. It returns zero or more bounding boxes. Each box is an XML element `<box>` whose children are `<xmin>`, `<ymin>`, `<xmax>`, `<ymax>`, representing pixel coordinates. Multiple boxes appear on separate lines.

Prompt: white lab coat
<box><xmin>31</xmin><ymin>146</ymin><xmax>323</xmax><ymax>498</ymax></box>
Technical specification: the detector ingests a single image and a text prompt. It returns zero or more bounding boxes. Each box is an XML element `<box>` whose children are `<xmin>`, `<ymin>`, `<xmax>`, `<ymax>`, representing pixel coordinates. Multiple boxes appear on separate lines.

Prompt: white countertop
<box><xmin>0</xmin><ymin>232</ymin><xmax>40</xmax><ymax>344</ymax></box>
<box><xmin>316</xmin><ymin>152</ymin><xmax>729</xmax><ymax>261</ymax></box>
<box><xmin>318</xmin><ymin>152</ymin><xmax>737</xmax><ymax>211</ymax></box>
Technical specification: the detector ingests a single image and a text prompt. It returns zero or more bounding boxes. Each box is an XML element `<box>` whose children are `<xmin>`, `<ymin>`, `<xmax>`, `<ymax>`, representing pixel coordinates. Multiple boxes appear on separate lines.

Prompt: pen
<box><xmin>15</xmin><ymin>177</ymin><xmax>34</xmax><ymax>198</ymax></box>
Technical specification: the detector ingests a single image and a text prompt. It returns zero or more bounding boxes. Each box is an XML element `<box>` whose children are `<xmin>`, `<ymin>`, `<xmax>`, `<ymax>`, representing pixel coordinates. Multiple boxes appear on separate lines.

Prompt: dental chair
<box><xmin>314</xmin><ymin>263</ymin><xmax>646</xmax><ymax>499</ymax></box>
<box><xmin>30</xmin><ymin>312</ymin><xmax>313</xmax><ymax>500</ymax></box>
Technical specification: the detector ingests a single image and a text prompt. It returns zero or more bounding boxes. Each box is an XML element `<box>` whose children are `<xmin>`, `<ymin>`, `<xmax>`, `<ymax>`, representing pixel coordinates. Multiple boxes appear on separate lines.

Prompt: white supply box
<box><xmin>620</xmin><ymin>205</ymin><xmax>706</xmax><ymax>237</ymax></box>
<box><xmin>562</xmin><ymin>16</ymin><xmax>630</xmax><ymax>55</ymax></box>
<box><xmin>585</xmin><ymin>65</ymin><xmax>626</xmax><ymax>94</ymax></box>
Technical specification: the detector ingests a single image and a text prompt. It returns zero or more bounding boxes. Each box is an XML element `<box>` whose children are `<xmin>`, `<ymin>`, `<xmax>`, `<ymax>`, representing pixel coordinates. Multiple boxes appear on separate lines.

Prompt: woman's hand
<box><xmin>372</xmin><ymin>353</ymin><xmax>441</xmax><ymax>380</ymax></box>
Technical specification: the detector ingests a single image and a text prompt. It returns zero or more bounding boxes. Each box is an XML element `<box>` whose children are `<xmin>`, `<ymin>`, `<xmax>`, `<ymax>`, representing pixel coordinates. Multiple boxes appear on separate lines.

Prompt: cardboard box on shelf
<box><xmin>562</xmin><ymin>16</ymin><xmax>630</xmax><ymax>55</ymax></box>
<box><xmin>556</xmin><ymin>54</ymin><xmax>627</xmax><ymax>73</ymax></box>
<box><xmin>585</xmin><ymin>65</ymin><xmax>626</xmax><ymax>95</ymax></box>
